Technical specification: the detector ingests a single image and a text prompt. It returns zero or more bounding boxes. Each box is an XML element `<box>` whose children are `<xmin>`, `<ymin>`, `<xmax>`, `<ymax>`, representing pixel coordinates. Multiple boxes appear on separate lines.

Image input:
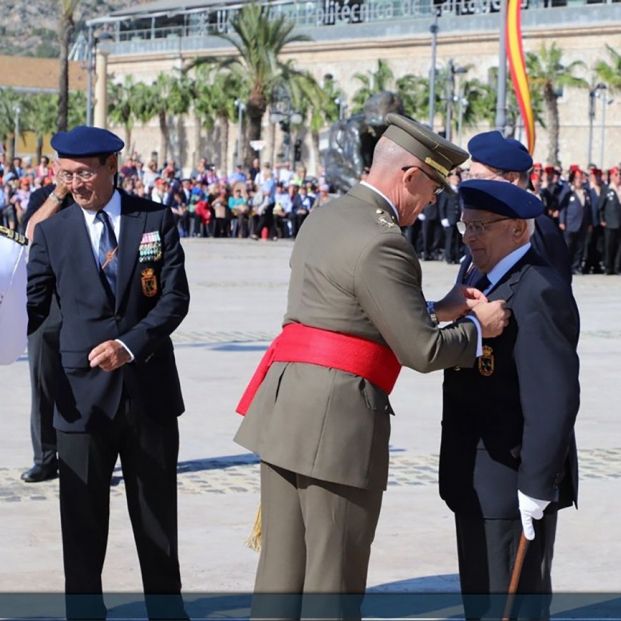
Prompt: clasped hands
<box><xmin>435</xmin><ymin>283</ymin><xmax>511</xmax><ymax>338</ymax></box>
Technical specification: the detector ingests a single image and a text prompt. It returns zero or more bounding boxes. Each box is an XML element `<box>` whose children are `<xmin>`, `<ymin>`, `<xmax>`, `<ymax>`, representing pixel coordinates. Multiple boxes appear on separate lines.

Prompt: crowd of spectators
<box><xmin>1</xmin><ymin>150</ymin><xmax>619</xmax><ymax>275</ymax></box>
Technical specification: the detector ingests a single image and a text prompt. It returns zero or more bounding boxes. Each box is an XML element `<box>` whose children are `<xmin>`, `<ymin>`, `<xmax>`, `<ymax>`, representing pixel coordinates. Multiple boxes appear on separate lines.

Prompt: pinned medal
<box><xmin>478</xmin><ymin>345</ymin><xmax>495</xmax><ymax>376</ymax></box>
<box><xmin>377</xmin><ymin>214</ymin><xmax>395</xmax><ymax>228</ymax></box>
<box><xmin>141</xmin><ymin>268</ymin><xmax>158</xmax><ymax>297</ymax></box>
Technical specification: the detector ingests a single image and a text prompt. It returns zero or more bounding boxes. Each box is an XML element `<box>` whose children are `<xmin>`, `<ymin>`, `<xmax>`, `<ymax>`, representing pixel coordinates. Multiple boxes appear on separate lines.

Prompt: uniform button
<box><xmin>376</xmin><ymin>209</ymin><xmax>383</xmax><ymax>214</ymax></box>
<box><xmin>454</xmin><ymin>366</ymin><xmax>461</xmax><ymax>371</ymax></box>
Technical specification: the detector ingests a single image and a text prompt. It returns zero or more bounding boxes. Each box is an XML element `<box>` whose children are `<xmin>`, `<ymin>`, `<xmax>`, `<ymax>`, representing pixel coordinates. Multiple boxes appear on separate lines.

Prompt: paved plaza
<box><xmin>1</xmin><ymin>238</ymin><xmax>621</xmax><ymax>619</ymax></box>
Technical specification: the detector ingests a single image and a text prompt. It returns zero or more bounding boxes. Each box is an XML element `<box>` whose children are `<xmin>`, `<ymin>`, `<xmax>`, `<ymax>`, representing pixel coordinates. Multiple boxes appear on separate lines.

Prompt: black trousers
<box><xmin>563</xmin><ymin>229</ymin><xmax>587</xmax><ymax>273</ymax></box>
<box><xmin>27</xmin><ymin>297</ymin><xmax>61</xmax><ymax>468</ymax></box>
<box><xmin>57</xmin><ymin>400</ymin><xmax>184</xmax><ymax>620</ymax></box>
<box><xmin>454</xmin><ymin>513</ymin><xmax>557</xmax><ymax>620</ymax></box>
<box><xmin>603</xmin><ymin>227</ymin><xmax>621</xmax><ymax>274</ymax></box>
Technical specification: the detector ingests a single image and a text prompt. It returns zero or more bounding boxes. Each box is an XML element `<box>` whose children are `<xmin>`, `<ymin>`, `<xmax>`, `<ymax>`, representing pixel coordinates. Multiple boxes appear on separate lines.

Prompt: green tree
<box><xmin>194</xmin><ymin>3</ymin><xmax>312</xmax><ymax>165</ymax></box>
<box><xmin>396</xmin><ymin>73</ymin><xmax>429</xmax><ymax>120</ymax></box>
<box><xmin>594</xmin><ymin>44</ymin><xmax>621</xmax><ymax>92</ymax></box>
<box><xmin>351</xmin><ymin>59</ymin><xmax>394</xmax><ymax>113</ymax></box>
<box><xmin>58</xmin><ymin>0</ymin><xmax>79</xmax><ymax>131</ymax></box>
<box><xmin>526</xmin><ymin>43</ymin><xmax>588</xmax><ymax>166</ymax></box>
<box><xmin>23</xmin><ymin>93</ymin><xmax>57</xmax><ymax>162</ymax></box>
<box><xmin>68</xmin><ymin>90</ymin><xmax>87</xmax><ymax>128</ymax></box>
<box><xmin>0</xmin><ymin>88</ymin><xmax>26</xmax><ymax>161</ymax></box>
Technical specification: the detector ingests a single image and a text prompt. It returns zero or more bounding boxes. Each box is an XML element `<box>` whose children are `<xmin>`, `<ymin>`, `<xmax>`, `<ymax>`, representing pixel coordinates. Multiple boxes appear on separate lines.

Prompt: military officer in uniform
<box><xmin>0</xmin><ymin>225</ymin><xmax>27</xmax><ymax>364</ymax></box>
<box><xmin>465</xmin><ymin>131</ymin><xmax>572</xmax><ymax>284</ymax></box>
<box><xmin>440</xmin><ymin>180</ymin><xmax>580</xmax><ymax>620</ymax></box>
<box><xmin>27</xmin><ymin>126</ymin><xmax>190</xmax><ymax>620</ymax></box>
<box><xmin>234</xmin><ymin>114</ymin><xmax>511</xmax><ymax>618</ymax></box>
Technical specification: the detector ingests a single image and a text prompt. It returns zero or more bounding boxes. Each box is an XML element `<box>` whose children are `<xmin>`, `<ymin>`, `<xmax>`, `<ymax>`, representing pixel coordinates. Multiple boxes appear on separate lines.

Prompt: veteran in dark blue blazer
<box><xmin>440</xmin><ymin>181</ymin><xmax>579</xmax><ymax>620</ymax></box>
<box><xmin>27</xmin><ymin>127</ymin><xmax>190</xmax><ymax>620</ymax></box>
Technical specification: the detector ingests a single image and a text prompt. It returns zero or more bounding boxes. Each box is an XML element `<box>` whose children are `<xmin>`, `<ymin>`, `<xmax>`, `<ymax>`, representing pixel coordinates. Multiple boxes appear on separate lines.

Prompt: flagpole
<box><xmin>495</xmin><ymin>0</ymin><xmax>508</xmax><ymax>135</ymax></box>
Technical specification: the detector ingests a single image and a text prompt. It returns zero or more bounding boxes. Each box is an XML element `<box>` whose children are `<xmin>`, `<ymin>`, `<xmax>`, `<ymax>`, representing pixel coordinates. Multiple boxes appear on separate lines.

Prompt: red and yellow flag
<box><xmin>506</xmin><ymin>0</ymin><xmax>535</xmax><ymax>154</ymax></box>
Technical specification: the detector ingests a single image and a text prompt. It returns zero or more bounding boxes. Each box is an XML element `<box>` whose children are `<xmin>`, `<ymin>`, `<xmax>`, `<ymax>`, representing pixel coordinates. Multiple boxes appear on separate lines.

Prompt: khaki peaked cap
<box><xmin>383</xmin><ymin>113</ymin><xmax>469</xmax><ymax>188</ymax></box>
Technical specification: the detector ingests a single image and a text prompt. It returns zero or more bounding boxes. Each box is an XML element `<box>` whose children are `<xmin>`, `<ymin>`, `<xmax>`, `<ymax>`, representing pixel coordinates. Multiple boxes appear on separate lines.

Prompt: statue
<box><xmin>323</xmin><ymin>91</ymin><xmax>404</xmax><ymax>193</ymax></box>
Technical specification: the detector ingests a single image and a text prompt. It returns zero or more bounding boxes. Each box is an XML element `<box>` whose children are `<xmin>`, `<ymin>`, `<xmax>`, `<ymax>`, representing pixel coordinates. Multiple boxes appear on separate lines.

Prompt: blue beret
<box><xmin>459</xmin><ymin>179</ymin><xmax>544</xmax><ymax>219</ymax></box>
<box><xmin>51</xmin><ymin>126</ymin><xmax>124</xmax><ymax>158</ymax></box>
<box><xmin>468</xmin><ymin>131</ymin><xmax>533</xmax><ymax>172</ymax></box>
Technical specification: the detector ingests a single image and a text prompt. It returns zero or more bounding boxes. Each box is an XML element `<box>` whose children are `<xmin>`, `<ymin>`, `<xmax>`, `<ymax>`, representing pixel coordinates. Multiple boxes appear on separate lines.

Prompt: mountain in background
<box><xmin>0</xmin><ymin>0</ymin><xmax>140</xmax><ymax>58</ymax></box>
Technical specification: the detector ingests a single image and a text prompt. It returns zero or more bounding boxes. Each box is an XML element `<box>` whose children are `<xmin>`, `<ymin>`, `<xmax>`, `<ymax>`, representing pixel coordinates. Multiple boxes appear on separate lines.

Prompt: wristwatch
<box><xmin>426</xmin><ymin>301</ymin><xmax>439</xmax><ymax>326</ymax></box>
<box><xmin>49</xmin><ymin>192</ymin><xmax>64</xmax><ymax>204</ymax></box>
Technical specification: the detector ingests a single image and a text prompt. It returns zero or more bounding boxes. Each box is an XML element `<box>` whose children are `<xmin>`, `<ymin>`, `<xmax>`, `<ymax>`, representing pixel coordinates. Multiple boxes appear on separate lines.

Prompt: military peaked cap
<box><xmin>383</xmin><ymin>113</ymin><xmax>469</xmax><ymax>188</ymax></box>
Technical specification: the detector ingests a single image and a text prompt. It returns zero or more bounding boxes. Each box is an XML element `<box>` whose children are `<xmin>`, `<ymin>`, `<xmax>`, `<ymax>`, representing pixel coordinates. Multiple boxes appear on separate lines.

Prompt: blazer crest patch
<box><xmin>140</xmin><ymin>268</ymin><xmax>158</xmax><ymax>297</ymax></box>
<box><xmin>478</xmin><ymin>345</ymin><xmax>495</xmax><ymax>376</ymax></box>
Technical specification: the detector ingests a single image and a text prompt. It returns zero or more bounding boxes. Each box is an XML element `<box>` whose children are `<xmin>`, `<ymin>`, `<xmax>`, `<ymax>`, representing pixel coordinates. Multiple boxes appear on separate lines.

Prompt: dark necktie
<box><xmin>465</xmin><ymin>265</ymin><xmax>490</xmax><ymax>291</ymax></box>
<box><xmin>95</xmin><ymin>209</ymin><xmax>118</xmax><ymax>296</ymax></box>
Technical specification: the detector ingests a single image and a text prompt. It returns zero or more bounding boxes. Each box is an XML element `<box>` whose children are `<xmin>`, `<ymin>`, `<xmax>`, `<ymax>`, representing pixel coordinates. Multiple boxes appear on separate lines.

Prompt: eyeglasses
<box><xmin>457</xmin><ymin>217</ymin><xmax>512</xmax><ymax>236</ymax></box>
<box><xmin>401</xmin><ymin>166</ymin><xmax>443</xmax><ymax>195</ymax></box>
<box><xmin>56</xmin><ymin>168</ymin><xmax>100</xmax><ymax>183</ymax></box>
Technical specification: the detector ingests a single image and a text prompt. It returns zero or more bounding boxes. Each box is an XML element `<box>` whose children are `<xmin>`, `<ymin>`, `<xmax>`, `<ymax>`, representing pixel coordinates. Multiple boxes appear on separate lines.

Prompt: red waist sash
<box><xmin>236</xmin><ymin>323</ymin><xmax>401</xmax><ymax>415</ymax></box>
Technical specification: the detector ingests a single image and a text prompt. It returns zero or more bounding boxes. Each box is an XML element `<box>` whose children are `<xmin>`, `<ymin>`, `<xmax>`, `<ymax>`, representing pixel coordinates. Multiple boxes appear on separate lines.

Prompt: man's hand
<box><xmin>435</xmin><ymin>284</ymin><xmax>488</xmax><ymax>323</ymax></box>
<box><xmin>471</xmin><ymin>300</ymin><xmax>511</xmax><ymax>338</ymax></box>
<box><xmin>88</xmin><ymin>340</ymin><xmax>131</xmax><ymax>372</ymax></box>
<box><xmin>518</xmin><ymin>490</ymin><xmax>550</xmax><ymax>541</ymax></box>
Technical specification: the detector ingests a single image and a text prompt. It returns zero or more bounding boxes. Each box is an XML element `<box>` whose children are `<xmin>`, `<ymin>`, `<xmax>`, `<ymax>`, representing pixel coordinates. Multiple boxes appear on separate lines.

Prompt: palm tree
<box><xmin>108</xmin><ymin>76</ymin><xmax>138</xmax><ymax>152</ymax></box>
<box><xmin>0</xmin><ymin>88</ymin><xmax>24</xmax><ymax>162</ymax></box>
<box><xmin>24</xmin><ymin>93</ymin><xmax>58</xmax><ymax>162</ymax></box>
<box><xmin>396</xmin><ymin>73</ymin><xmax>429</xmax><ymax>120</ymax></box>
<box><xmin>58</xmin><ymin>0</ymin><xmax>79</xmax><ymax>131</ymax></box>
<box><xmin>68</xmin><ymin>90</ymin><xmax>87</xmax><ymax>128</ymax></box>
<box><xmin>594</xmin><ymin>44</ymin><xmax>621</xmax><ymax>92</ymax></box>
<box><xmin>351</xmin><ymin>59</ymin><xmax>394</xmax><ymax>113</ymax></box>
<box><xmin>191</xmin><ymin>3</ymin><xmax>312</xmax><ymax>165</ymax></box>
<box><xmin>526</xmin><ymin>43</ymin><xmax>588</xmax><ymax>165</ymax></box>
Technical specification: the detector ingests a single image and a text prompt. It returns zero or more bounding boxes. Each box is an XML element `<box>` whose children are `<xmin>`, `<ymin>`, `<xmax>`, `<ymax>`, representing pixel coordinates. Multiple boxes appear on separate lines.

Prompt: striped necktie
<box><xmin>95</xmin><ymin>209</ymin><xmax>118</xmax><ymax>296</ymax></box>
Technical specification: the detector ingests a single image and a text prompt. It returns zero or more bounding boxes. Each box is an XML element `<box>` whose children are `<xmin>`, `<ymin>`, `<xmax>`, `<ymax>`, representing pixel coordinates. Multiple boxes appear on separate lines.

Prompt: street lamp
<box><xmin>428</xmin><ymin>7</ymin><xmax>440</xmax><ymax>129</ymax></box>
<box><xmin>597</xmin><ymin>86</ymin><xmax>613</xmax><ymax>168</ymax></box>
<box><xmin>445</xmin><ymin>60</ymin><xmax>468</xmax><ymax>142</ymax></box>
<box><xmin>270</xmin><ymin>84</ymin><xmax>302</xmax><ymax>162</ymax></box>
<box><xmin>588</xmin><ymin>83</ymin><xmax>606</xmax><ymax>166</ymax></box>
<box><xmin>235</xmin><ymin>99</ymin><xmax>246</xmax><ymax>164</ymax></box>
<box><xmin>335</xmin><ymin>97</ymin><xmax>347</xmax><ymax>120</ymax></box>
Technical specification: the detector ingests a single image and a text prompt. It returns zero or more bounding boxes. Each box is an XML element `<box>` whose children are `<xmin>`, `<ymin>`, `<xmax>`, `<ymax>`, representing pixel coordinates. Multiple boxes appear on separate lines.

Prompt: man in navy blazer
<box><xmin>27</xmin><ymin>126</ymin><xmax>190</xmax><ymax>620</ymax></box>
<box><xmin>441</xmin><ymin>181</ymin><xmax>579</xmax><ymax>620</ymax></box>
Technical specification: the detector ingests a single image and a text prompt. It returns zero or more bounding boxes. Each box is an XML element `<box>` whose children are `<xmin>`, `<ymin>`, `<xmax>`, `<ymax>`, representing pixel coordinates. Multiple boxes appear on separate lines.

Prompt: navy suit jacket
<box><xmin>440</xmin><ymin>249</ymin><xmax>580</xmax><ymax>518</ymax></box>
<box><xmin>27</xmin><ymin>190</ymin><xmax>190</xmax><ymax>432</ymax></box>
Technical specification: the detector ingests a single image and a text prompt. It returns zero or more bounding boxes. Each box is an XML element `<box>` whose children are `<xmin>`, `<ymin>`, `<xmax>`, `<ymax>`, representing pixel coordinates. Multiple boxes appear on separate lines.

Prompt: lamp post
<box><xmin>495</xmin><ymin>0</ymin><xmax>508</xmax><ymax>135</ymax></box>
<box><xmin>13</xmin><ymin>104</ymin><xmax>21</xmax><ymax>158</ymax></box>
<box><xmin>86</xmin><ymin>29</ymin><xmax>114</xmax><ymax>127</ymax></box>
<box><xmin>445</xmin><ymin>60</ymin><xmax>468</xmax><ymax>142</ymax></box>
<box><xmin>588</xmin><ymin>83</ymin><xmax>606</xmax><ymax>166</ymax></box>
<box><xmin>598</xmin><ymin>86</ymin><xmax>612</xmax><ymax>168</ymax></box>
<box><xmin>428</xmin><ymin>8</ymin><xmax>439</xmax><ymax>129</ymax></box>
<box><xmin>235</xmin><ymin>99</ymin><xmax>246</xmax><ymax>164</ymax></box>
<box><xmin>270</xmin><ymin>84</ymin><xmax>302</xmax><ymax>163</ymax></box>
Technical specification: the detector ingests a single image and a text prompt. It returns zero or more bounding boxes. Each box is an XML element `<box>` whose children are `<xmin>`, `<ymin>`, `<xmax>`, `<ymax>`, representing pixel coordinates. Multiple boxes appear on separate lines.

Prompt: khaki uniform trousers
<box><xmin>252</xmin><ymin>461</ymin><xmax>383</xmax><ymax>620</ymax></box>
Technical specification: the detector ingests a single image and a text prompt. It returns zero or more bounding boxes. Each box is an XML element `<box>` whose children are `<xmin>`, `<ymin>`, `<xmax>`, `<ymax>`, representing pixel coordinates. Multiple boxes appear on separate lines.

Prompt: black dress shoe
<box><xmin>20</xmin><ymin>464</ymin><xmax>58</xmax><ymax>483</ymax></box>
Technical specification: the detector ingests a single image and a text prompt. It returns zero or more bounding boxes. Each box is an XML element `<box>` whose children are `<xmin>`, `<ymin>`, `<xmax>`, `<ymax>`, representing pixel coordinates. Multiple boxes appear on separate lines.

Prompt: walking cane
<box><xmin>501</xmin><ymin>533</ymin><xmax>529</xmax><ymax>621</ymax></box>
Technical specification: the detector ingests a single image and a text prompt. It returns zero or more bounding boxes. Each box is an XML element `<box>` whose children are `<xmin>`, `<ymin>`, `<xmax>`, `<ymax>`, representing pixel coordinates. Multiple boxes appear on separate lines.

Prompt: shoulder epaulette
<box><xmin>0</xmin><ymin>225</ymin><xmax>28</xmax><ymax>246</ymax></box>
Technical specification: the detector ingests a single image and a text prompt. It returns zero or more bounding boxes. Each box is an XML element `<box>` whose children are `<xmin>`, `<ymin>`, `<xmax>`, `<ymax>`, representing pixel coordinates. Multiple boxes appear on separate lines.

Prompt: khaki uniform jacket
<box><xmin>235</xmin><ymin>184</ymin><xmax>477</xmax><ymax>490</ymax></box>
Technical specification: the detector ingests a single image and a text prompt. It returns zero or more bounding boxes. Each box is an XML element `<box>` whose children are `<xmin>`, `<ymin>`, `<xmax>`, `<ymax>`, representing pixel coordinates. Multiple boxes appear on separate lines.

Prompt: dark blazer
<box><xmin>600</xmin><ymin>185</ymin><xmax>621</xmax><ymax>229</ymax></box>
<box><xmin>531</xmin><ymin>213</ymin><xmax>573</xmax><ymax>284</ymax></box>
<box><xmin>27</xmin><ymin>190</ymin><xmax>190</xmax><ymax>432</ymax></box>
<box><xmin>559</xmin><ymin>188</ymin><xmax>592</xmax><ymax>232</ymax></box>
<box><xmin>440</xmin><ymin>249</ymin><xmax>580</xmax><ymax>518</ymax></box>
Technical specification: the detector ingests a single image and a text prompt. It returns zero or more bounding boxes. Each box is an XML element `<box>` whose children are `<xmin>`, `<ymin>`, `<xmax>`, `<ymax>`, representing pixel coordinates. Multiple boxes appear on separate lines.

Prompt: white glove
<box><xmin>441</xmin><ymin>218</ymin><xmax>450</xmax><ymax>228</ymax></box>
<box><xmin>417</xmin><ymin>213</ymin><xmax>426</xmax><ymax>221</ymax></box>
<box><xmin>518</xmin><ymin>490</ymin><xmax>550</xmax><ymax>541</ymax></box>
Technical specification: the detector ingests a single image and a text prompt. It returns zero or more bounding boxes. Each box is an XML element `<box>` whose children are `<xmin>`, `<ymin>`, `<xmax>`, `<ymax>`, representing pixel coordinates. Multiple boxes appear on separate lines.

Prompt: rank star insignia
<box><xmin>377</xmin><ymin>214</ymin><xmax>395</xmax><ymax>228</ymax></box>
<box><xmin>478</xmin><ymin>345</ymin><xmax>495</xmax><ymax>376</ymax></box>
<box><xmin>140</xmin><ymin>268</ymin><xmax>158</xmax><ymax>297</ymax></box>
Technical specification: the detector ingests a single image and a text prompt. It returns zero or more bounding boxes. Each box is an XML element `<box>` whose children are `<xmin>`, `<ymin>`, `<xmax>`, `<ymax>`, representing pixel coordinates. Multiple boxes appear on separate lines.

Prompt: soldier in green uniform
<box><xmin>235</xmin><ymin>114</ymin><xmax>511</xmax><ymax>618</ymax></box>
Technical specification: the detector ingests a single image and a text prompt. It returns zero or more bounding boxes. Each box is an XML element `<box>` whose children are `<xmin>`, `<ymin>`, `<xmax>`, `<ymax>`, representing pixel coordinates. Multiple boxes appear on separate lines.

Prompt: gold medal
<box><xmin>478</xmin><ymin>345</ymin><xmax>495</xmax><ymax>376</ymax></box>
<box><xmin>140</xmin><ymin>268</ymin><xmax>158</xmax><ymax>297</ymax></box>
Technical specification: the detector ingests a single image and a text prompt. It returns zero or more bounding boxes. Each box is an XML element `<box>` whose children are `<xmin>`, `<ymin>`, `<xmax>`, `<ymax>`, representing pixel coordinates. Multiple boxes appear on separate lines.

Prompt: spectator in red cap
<box><xmin>585</xmin><ymin>167</ymin><xmax>606</xmax><ymax>273</ymax></box>
<box><xmin>559</xmin><ymin>167</ymin><xmax>592</xmax><ymax>274</ymax></box>
<box><xmin>600</xmin><ymin>167</ymin><xmax>621</xmax><ymax>274</ymax></box>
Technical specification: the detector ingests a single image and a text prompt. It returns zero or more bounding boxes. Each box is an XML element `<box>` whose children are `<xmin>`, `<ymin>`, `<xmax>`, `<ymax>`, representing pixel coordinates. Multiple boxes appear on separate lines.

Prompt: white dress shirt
<box><xmin>483</xmin><ymin>242</ymin><xmax>531</xmax><ymax>294</ymax></box>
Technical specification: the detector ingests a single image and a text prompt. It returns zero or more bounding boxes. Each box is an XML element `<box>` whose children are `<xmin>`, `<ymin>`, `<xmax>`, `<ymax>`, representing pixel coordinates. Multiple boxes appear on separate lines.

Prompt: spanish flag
<box><xmin>506</xmin><ymin>0</ymin><xmax>535</xmax><ymax>154</ymax></box>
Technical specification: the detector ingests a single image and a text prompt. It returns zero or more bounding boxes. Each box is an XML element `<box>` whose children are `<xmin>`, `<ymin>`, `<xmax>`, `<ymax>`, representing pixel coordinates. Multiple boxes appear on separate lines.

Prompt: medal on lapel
<box><xmin>141</xmin><ymin>268</ymin><xmax>158</xmax><ymax>297</ymax></box>
<box><xmin>478</xmin><ymin>345</ymin><xmax>495</xmax><ymax>376</ymax></box>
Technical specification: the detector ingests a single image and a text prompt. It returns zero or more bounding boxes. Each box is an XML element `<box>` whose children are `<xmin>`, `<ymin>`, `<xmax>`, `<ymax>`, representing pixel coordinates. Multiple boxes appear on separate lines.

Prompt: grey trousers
<box><xmin>252</xmin><ymin>461</ymin><xmax>383</xmax><ymax>620</ymax></box>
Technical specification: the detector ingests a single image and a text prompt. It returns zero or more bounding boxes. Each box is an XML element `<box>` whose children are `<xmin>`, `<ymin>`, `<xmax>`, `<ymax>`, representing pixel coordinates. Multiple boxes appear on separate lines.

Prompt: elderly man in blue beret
<box><xmin>439</xmin><ymin>179</ymin><xmax>580</xmax><ymax>620</ymax></box>
<box><xmin>27</xmin><ymin>126</ymin><xmax>190</xmax><ymax>620</ymax></box>
<box><xmin>465</xmin><ymin>130</ymin><xmax>572</xmax><ymax>284</ymax></box>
